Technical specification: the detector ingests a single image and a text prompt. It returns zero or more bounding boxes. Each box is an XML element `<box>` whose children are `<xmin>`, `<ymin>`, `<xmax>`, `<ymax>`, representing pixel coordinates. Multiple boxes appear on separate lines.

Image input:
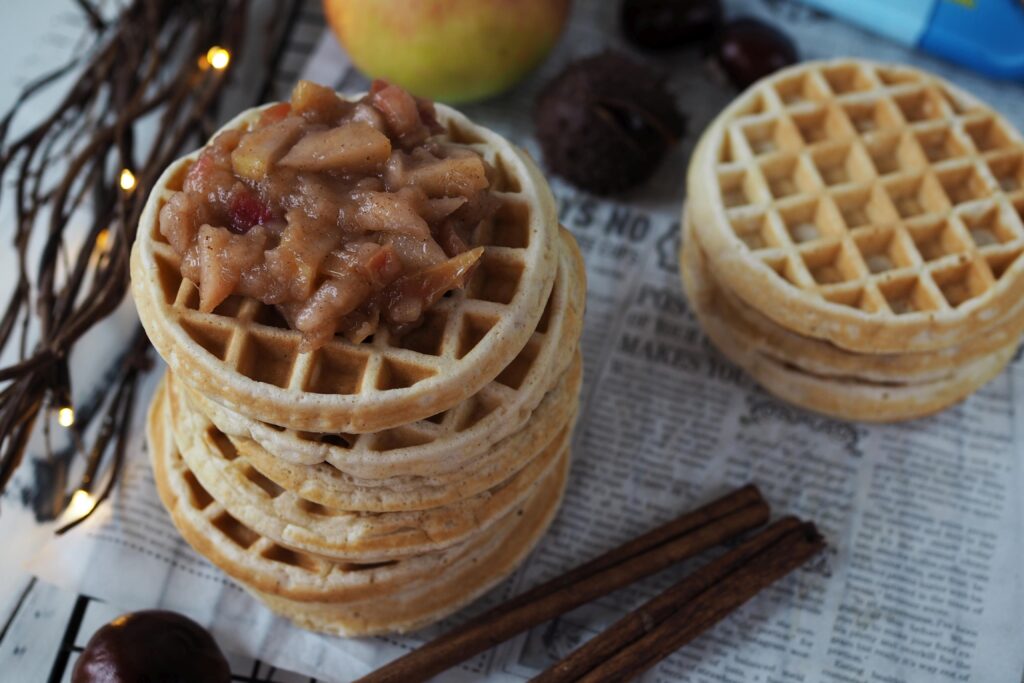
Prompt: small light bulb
<box><xmin>67</xmin><ymin>489</ymin><xmax>97</xmax><ymax>519</ymax></box>
<box><xmin>57</xmin><ymin>406</ymin><xmax>75</xmax><ymax>428</ymax></box>
<box><xmin>207</xmin><ymin>46</ymin><xmax>231</xmax><ymax>71</ymax></box>
<box><xmin>95</xmin><ymin>229</ymin><xmax>110</xmax><ymax>252</ymax></box>
<box><xmin>119</xmin><ymin>168</ymin><xmax>136</xmax><ymax>191</ymax></box>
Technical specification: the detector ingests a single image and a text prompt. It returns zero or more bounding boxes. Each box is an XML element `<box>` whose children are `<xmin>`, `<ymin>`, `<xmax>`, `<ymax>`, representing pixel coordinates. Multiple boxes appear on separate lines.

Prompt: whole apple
<box><xmin>324</xmin><ymin>0</ymin><xmax>572</xmax><ymax>103</ymax></box>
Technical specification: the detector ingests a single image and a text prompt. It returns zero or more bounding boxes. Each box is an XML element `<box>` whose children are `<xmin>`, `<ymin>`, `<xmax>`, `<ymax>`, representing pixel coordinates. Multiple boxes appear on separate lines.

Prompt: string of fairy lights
<box><xmin>46</xmin><ymin>42</ymin><xmax>235</xmax><ymax>527</ymax></box>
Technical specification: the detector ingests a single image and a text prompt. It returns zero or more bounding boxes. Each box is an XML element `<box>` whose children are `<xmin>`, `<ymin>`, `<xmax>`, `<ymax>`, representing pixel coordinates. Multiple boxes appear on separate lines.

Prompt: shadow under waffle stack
<box><xmin>683</xmin><ymin>59</ymin><xmax>1024</xmax><ymax>422</ymax></box>
<box><xmin>132</xmin><ymin>96</ymin><xmax>586</xmax><ymax>635</ymax></box>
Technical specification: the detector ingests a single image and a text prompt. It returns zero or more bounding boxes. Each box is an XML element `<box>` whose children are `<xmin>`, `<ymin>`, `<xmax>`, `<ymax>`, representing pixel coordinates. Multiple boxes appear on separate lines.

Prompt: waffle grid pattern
<box><xmin>713</xmin><ymin>62</ymin><xmax>1024</xmax><ymax>318</ymax></box>
<box><xmin>149</xmin><ymin>127</ymin><xmax>532</xmax><ymax>395</ymax></box>
<box><xmin>133</xmin><ymin>99</ymin><xmax>560</xmax><ymax>433</ymax></box>
<box><xmin>184</xmin><ymin>234</ymin><xmax>582</xmax><ymax>478</ymax></box>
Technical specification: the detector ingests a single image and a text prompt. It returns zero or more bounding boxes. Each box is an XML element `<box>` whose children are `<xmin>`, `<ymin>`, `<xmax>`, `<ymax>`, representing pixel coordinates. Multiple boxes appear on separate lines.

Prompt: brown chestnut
<box><xmin>714</xmin><ymin>18</ymin><xmax>799</xmax><ymax>89</ymax></box>
<box><xmin>72</xmin><ymin>610</ymin><xmax>230</xmax><ymax>683</ymax></box>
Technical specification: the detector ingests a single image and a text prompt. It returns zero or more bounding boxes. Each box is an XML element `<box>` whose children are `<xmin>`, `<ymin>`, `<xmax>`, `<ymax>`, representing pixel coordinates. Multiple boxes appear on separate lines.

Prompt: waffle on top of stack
<box><xmin>131</xmin><ymin>92</ymin><xmax>585</xmax><ymax>636</ymax></box>
<box><xmin>683</xmin><ymin>59</ymin><xmax>1024</xmax><ymax>421</ymax></box>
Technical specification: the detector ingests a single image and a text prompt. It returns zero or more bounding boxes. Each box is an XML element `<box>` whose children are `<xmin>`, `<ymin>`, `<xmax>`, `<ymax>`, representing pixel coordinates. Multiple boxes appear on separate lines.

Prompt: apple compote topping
<box><xmin>159</xmin><ymin>80</ymin><xmax>497</xmax><ymax>351</ymax></box>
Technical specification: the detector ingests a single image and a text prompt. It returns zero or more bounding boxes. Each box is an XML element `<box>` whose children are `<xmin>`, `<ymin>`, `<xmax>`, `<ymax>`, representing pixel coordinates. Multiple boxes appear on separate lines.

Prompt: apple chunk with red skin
<box><xmin>324</xmin><ymin>0</ymin><xmax>572</xmax><ymax>104</ymax></box>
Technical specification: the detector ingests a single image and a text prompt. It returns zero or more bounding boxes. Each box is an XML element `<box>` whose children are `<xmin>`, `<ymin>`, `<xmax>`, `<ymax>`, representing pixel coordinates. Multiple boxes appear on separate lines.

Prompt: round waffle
<box><xmin>687</xmin><ymin>59</ymin><xmax>1024</xmax><ymax>353</ymax></box>
<box><xmin>132</xmin><ymin>97</ymin><xmax>560</xmax><ymax>433</ymax></box>
<box><xmin>682</xmin><ymin>216</ymin><xmax>1024</xmax><ymax>383</ymax></box>
<box><xmin>682</xmin><ymin>236</ymin><xmax>1017</xmax><ymax>422</ymax></box>
<box><xmin>149</xmin><ymin>384</ymin><xmax>568</xmax><ymax>622</ymax></box>
<box><xmin>183</xmin><ymin>229</ymin><xmax>585</xmax><ymax>479</ymax></box>
<box><xmin>172</xmin><ymin>354</ymin><xmax>581</xmax><ymax>513</ymax></box>
<box><xmin>163</xmin><ymin>373</ymin><xmax>572</xmax><ymax>562</ymax></box>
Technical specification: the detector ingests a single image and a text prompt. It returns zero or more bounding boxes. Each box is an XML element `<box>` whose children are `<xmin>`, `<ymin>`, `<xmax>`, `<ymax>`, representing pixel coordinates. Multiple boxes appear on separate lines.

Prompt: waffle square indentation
<box><xmin>181</xmin><ymin>320</ymin><xmax>232</xmax><ymax>361</ymax></box>
<box><xmin>934</xmin><ymin>165</ymin><xmax>992</xmax><ymax>206</ymax></box>
<box><xmin>487</xmin><ymin>199</ymin><xmax>531</xmax><ymax>248</ymax></box>
<box><xmin>489</xmin><ymin>153</ymin><xmax>523</xmax><ymax>193</ymax></box>
<box><xmin>455</xmin><ymin>393</ymin><xmax>501</xmax><ymax>431</ymax></box>
<box><xmin>874</xmin><ymin>66</ymin><xmax>921</xmax><ymax>87</ymax></box>
<box><xmin>729</xmin><ymin>213</ymin><xmax>776</xmax><ymax>251</ymax></box>
<box><xmin>906</xmin><ymin>218</ymin><xmax>972</xmax><ymax>262</ymax></box>
<box><xmin>914</xmin><ymin>127</ymin><xmax>970</xmax><ymax>163</ymax></box>
<box><xmin>759</xmin><ymin>155</ymin><xmax>821</xmax><ymax>199</ymax></box>
<box><xmin>853</xmin><ymin>228</ymin><xmax>915</xmax><ymax>274</ymax></box>
<box><xmin>237</xmin><ymin>333</ymin><xmax>300</xmax><ymax>388</ymax></box>
<box><xmin>840</xmin><ymin>99</ymin><xmax>902</xmax><ymax>134</ymax></box>
<box><xmin>718</xmin><ymin>167</ymin><xmax>760</xmax><ymax>208</ymax></box>
<box><xmin>881</xmin><ymin>174</ymin><xmax>950</xmax><ymax>218</ymax></box>
<box><xmin>774</xmin><ymin>73</ymin><xmax>831</xmax><ymax>106</ymax></box>
<box><xmin>467</xmin><ymin>254</ymin><xmax>522</xmax><ymax>304</ymax></box>
<box><xmin>892</xmin><ymin>88</ymin><xmax>946</xmax><ymax>124</ymax></box>
<box><xmin>964</xmin><ymin>117</ymin><xmax>1014</xmax><ymax>153</ymax></box>
<box><xmin>262</xmin><ymin>544</ymin><xmax>319</xmax><ymax>572</ymax></box>
<box><xmin>985</xmin><ymin>151</ymin><xmax>1024</xmax><ymax>193</ymax></box>
<box><xmin>306</xmin><ymin>347</ymin><xmax>367</xmax><ymax>394</ymax></box>
<box><xmin>212</xmin><ymin>511</ymin><xmax>259</xmax><ymax>549</ymax></box>
<box><xmin>457</xmin><ymin>312</ymin><xmax>496</xmax><ymax>358</ymax></box>
<box><xmin>495</xmin><ymin>338</ymin><xmax>540</xmax><ymax>390</ymax></box>
<box><xmin>800</xmin><ymin>241</ymin><xmax>864</xmax><ymax>285</ymax></box>
<box><xmin>960</xmin><ymin>205</ymin><xmax>1020</xmax><ymax>248</ymax></box>
<box><xmin>790</xmin><ymin>106</ymin><xmax>855</xmax><ymax>146</ymax></box>
<box><xmin>931</xmin><ymin>261</ymin><xmax>992</xmax><ymax>308</ymax></box>
<box><xmin>830</xmin><ymin>185</ymin><xmax>899</xmax><ymax>230</ymax></box>
<box><xmin>809</xmin><ymin>143</ymin><xmax>876</xmax><ymax>187</ymax></box>
<box><xmin>878</xmin><ymin>277</ymin><xmax>942</xmax><ymax>314</ymax></box>
<box><xmin>741</xmin><ymin>118</ymin><xmax>803</xmax><ymax>157</ymax></box>
<box><xmin>863</xmin><ymin>132</ymin><xmax>927</xmax><ymax>177</ymax></box>
<box><xmin>777</xmin><ymin>198</ymin><xmax>846</xmax><ymax>244</ymax></box>
<box><xmin>376</xmin><ymin>357</ymin><xmax>437</xmax><ymax>391</ymax></box>
<box><xmin>395</xmin><ymin>310</ymin><xmax>448</xmax><ymax>356</ymax></box>
<box><xmin>821</xmin><ymin>64</ymin><xmax>875</xmax><ymax>94</ymax></box>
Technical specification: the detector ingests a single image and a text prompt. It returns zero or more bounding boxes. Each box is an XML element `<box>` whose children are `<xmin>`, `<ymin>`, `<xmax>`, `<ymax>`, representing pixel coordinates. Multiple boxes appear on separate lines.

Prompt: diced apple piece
<box><xmin>264</xmin><ymin>209</ymin><xmax>343</xmax><ymax>299</ymax></box>
<box><xmin>292</xmin><ymin>267</ymin><xmax>371</xmax><ymax>349</ymax></box>
<box><xmin>257</xmin><ymin>102</ymin><xmax>292</xmax><ymax>127</ymax></box>
<box><xmin>352</xmin><ymin>191</ymin><xmax>431</xmax><ymax>238</ymax></box>
<box><xmin>386</xmin><ymin>234</ymin><xmax>449</xmax><ymax>271</ymax></box>
<box><xmin>231</xmin><ymin>117</ymin><xmax>306</xmax><ymax>181</ymax></box>
<box><xmin>371</xmin><ymin>81</ymin><xmax>428</xmax><ymax>145</ymax></box>
<box><xmin>383</xmin><ymin>247</ymin><xmax>484</xmax><ymax>324</ymax></box>
<box><xmin>278</xmin><ymin>122</ymin><xmax>391</xmax><ymax>173</ymax></box>
<box><xmin>195</xmin><ymin>224</ymin><xmax>268</xmax><ymax>312</ymax></box>
<box><xmin>406</xmin><ymin>155</ymin><xmax>489</xmax><ymax>197</ymax></box>
<box><xmin>290</xmin><ymin>80</ymin><xmax>351</xmax><ymax>124</ymax></box>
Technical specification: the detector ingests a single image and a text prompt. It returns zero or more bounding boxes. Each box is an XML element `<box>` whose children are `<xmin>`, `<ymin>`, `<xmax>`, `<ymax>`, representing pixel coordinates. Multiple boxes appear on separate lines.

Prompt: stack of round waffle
<box><xmin>131</xmin><ymin>101</ymin><xmax>585</xmax><ymax>636</ymax></box>
<box><xmin>683</xmin><ymin>60</ymin><xmax>1024</xmax><ymax>422</ymax></box>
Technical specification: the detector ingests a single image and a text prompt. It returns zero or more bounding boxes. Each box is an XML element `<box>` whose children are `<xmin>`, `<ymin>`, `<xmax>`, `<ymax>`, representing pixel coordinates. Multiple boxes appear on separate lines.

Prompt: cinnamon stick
<box><xmin>570</xmin><ymin>521</ymin><xmax>826</xmax><ymax>683</ymax></box>
<box><xmin>355</xmin><ymin>485</ymin><xmax>769</xmax><ymax>683</ymax></box>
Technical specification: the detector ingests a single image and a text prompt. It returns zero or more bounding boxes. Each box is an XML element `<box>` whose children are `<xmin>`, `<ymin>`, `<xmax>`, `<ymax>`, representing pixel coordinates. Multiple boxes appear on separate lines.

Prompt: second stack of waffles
<box><xmin>683</xmin><ymin>60</ymin><xmax>1024</xmax><ymax>421</ymax></box>
<box><xmin>132</xmin><ymin>100</ymin><xmax>585</xmax><ymax>636</ymax></box>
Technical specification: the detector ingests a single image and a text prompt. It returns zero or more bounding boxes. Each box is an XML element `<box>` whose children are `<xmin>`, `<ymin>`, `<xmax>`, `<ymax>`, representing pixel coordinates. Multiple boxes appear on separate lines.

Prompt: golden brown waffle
<box><xmin>682</xmin><ymin>232</ymin><xmax>1017</xmax><ymax>422</ymax></box>
<box><xmin>682</xmin><ymin>216</ymin><xmax>1024</xmax><ymax>383</ymax></box>
<box><xmin>132</xmin><ymin>99</ymin><xmax>560</xmax><ymax>433</ymax></box>
<box><xmin>688</xmin><ymin>59</ymin><xmax>1024</xmax><ymax>353</ymax></box>
<box><xmin>182</xmin><ymin>229</ymin><xmax>585</xmax><ymax>479</ymax></box>
<box><xmin>164</xmin><ymin>373</ymin><xmax>572</xmax><ymax>562</ymax></box>
<box><xmin>172</xmin><ymin>355</ymin><xmax>580</xmax><ymax>513</ymax></box>
<box><xmin>149</xmin><ymin>385</ymin><xmax>568</xmax><ymax>635</ymax></box>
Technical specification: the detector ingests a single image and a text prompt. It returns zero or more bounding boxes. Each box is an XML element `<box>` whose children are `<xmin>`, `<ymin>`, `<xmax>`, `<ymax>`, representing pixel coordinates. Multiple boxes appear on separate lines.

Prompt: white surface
<box><xmin>2</xmin><ymin>1</ymin><xmax>1024</xmax><ymax>683</ymax></box>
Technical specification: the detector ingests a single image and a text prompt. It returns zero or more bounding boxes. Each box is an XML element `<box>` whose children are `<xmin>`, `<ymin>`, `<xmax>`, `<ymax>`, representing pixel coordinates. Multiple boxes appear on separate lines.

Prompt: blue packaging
<box><xmin>796</xmin><ymin>0</ymin><xmax>1024</xmax><ymax>80</ymax></box>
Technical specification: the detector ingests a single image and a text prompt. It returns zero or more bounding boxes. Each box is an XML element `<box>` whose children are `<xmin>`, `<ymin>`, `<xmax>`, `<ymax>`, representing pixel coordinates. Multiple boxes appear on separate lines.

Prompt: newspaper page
<box><xmin>26</xmin><ymin>1</ymin><xmax>1024</xmax><ymax>681</ymax></box>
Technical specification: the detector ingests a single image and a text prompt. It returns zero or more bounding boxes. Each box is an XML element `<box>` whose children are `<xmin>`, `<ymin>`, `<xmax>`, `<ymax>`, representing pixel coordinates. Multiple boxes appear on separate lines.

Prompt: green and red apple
<box><xmin>324</xmin><ymin>0</ymin><xmax>572</xmax><ymax>103</ymax></box>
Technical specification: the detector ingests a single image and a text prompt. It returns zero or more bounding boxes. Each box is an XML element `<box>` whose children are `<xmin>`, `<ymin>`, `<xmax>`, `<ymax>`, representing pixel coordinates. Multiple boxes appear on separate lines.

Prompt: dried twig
<box><xmin>0</xmin><ymin>0</ymin><xmax>302</xmax><ymax>524</ymax></box>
